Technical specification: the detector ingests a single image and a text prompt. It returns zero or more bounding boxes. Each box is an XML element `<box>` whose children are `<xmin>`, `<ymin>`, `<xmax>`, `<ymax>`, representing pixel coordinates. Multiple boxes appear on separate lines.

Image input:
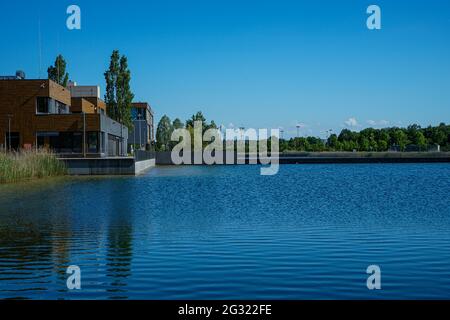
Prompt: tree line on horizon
<box><xmin>156</xmin><ymin>112</ymin><xmax>450</xmax><ymax>152</ymax></box>
<box><xmin>280</xmin><ymin>123</ymin><xmax>449</xmax><ymax>152</ymax></box>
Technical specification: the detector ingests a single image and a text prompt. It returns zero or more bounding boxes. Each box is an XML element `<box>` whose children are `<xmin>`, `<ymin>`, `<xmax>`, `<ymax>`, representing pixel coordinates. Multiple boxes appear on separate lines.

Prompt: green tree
<box><xmin>415</xmin><ymin>131</ymin><xmax>427</xmax><ymax>150</ymax></box>
<box><xmin>104</xmin><ymin>50</ymin><xmax>134</xmax><ymax>128</ymax></box>
<box><xmin>406</xmin><ymin>124</ymin><xmax>421</xmax><ymax>144</ymax></box>
<box><xmin>208</xmin><ymin>120</ymin><xmax>218</xmax><ymax>130</ymax></box>
<box><xmin>117</xmin><ymin>55</ymin><xmax>134</xmax><ymax>128</ymax></box>
<box><xmin>378</xmin><ymin>140</ymin><xmax>388</xmax><ymax>151</ymax></box>
<box><xmin>306</xmin><ymin>136</ymin><xmax>325</xmax><ymax>151</ymax></box>
<box><xmin>173</xmin><ymin>118</ymin><xmax>184</xmax><ymax>130</ymax></box>
<box><xmin>156</xmin><ymin>115</ymin><xmax>173</xmax><ymax>151</ymax></box>
<box><xmin>377</xmin><ymin>130</ymin><xmax>390</xmax><ymax>151</ymax></box>
<box><xmin>327</xmin><ymin>134</ymin><xmax>339</xmax><ymax>150</ymax></box>
<box><xmin>359</xmin><ymin>137</ymin><xmax>370</xmax><ymax>151</ymax></box>
<box><xmin>279</xmin><ymin>139</ymin><xmax>289</xmax><ymax>152</ymax></box>
<box><xmin>392</xmin><ymin>129</ymin><xmax>408</xmax><ymax>151</ymax></box>
<box><xmin>431</xmin><ymin>126</ymin><xmax>447</xmax><ymax>146</ymax></box>
<box><xmin>104</xmin><ymin>50</ymin><xmax>120</xmax><ymax>121</ymax></box>
<box><xmin>338</xmin><ymin>129</ymin><xmax>359</xmax><ymax>144</ymax></box>
<box><xmin>186</xmin><ymin>112</ymin><xmax>207</xmax><ymax>129</ymax></box>
<box><xmin>47</xmin><ymin>54</ymin><xmax>69</xmax><ymax>87</ymax></box>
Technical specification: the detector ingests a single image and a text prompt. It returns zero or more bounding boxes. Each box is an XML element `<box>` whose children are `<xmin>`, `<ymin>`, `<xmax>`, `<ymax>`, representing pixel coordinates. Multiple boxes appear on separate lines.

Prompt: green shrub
<box><xmin>0</xmin><ymin>149</ymin><xmax>67</xmax><ymax>184</ymax></box>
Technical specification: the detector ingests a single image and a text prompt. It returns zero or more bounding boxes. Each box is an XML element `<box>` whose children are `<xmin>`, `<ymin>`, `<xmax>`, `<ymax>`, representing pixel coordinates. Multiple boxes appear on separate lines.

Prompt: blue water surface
<box><xmin>0</xmin><ymin>164</ymin><xmax>449</xmax><ymax>299</ymax></box>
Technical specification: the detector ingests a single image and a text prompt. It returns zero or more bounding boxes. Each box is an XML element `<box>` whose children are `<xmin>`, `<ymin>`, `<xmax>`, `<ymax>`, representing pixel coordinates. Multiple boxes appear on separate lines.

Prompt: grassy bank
<box><xmin>0</xmin><ymin>150</ymin><xmax>67</xmax><ymax>184</ymax></box>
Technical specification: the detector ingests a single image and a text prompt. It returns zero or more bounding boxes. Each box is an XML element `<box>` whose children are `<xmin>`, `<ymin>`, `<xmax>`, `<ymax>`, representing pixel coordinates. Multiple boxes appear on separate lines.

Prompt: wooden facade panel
<box><xmin>34</xmin><ymin>115</ymin><xmax>100</xmax><ymax>132</ymax></box>
<box><xmin>84</xmin><ymin>97</ymin><xmax>107</xmax><ymax>113</ymax></box>
<box><xmin>71</xmin><ymin>98</ymin><xmax>96</xmax><ymax>114</ymax></box>
<box><xmin>49</xmin><ymin>80</ymin><xmax>71</xmax><ymax>105</ymax></box>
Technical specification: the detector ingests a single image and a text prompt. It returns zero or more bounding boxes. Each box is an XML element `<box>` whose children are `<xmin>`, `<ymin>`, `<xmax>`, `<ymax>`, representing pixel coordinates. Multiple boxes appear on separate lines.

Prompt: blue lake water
<box><xmin>0</xmin><ymin>164</ymin><xmax>450</xmax><ymax>300</ymax></box>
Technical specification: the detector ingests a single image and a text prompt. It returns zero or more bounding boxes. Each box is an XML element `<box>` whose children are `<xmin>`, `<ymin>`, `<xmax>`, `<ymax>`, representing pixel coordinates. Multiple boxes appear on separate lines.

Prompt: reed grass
<box><xmin>0</xmin><ymin>149</ymin><xmax>67</xmax><ymax>184</ymax></box>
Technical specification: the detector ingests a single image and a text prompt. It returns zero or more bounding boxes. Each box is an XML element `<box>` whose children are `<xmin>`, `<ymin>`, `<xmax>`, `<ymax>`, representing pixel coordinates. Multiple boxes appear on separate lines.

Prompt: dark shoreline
<box><xmin>275</xmin><ymin>156</ymin><xmax>450</xmax><ymax>164</ymax></box>
<box><xmin>156</xmin><ymin>151</ymin><xmax>450</xmax><ymax>165</ymax></box>
<box><xmin>272</xmin><ymin>152</ymin><xmax>450</xmax><ymax>164</ymax></box>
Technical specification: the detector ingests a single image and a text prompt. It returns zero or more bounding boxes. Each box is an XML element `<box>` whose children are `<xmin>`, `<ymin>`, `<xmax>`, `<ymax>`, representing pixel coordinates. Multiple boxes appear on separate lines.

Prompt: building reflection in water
<box><xmin>105</xmin><ymin>180</ymin><xmax>135</xmax><ymax>300</ymax></box>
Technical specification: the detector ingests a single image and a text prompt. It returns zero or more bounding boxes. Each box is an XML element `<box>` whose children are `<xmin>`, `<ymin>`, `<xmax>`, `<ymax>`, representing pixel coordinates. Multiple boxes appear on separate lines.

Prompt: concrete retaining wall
<box><xmin>135</xmin><ymin>158</ymin><xmax>156</xmax><ymax>175</ymax></box>
<box><xmin>61</xmin><ymin>157</ymin><xmax>155</xmax><ymax>176</ymax></box>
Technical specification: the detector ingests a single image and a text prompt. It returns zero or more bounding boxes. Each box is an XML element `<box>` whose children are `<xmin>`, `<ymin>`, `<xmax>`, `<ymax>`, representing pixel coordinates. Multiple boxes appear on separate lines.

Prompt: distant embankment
<box><xmin>156</xmin><ymin>151</ymin><xmax>450</xmax><ymax>165</ymax></box>
<box><xmin>274</xmin><ymin>152</ymin><xmax>450</xmax><ymax>164</ymax></box>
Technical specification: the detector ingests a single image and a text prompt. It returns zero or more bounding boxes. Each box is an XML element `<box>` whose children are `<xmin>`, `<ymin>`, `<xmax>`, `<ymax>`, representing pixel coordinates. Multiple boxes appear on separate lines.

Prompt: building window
<box><xmin>36</xmin><ymin>97</ymin><xmax>69</xmax><ymax>114</ymax></box>
<box><xmin>37</xmin><ymin>132</ymin><xmax>82</xmax><ymax>154</ymax></box>
<box><xmin>87</xmin><ymin>132</ymin><xmax>99</xmax><ymax>153</ymax></box>
<box><xmin>73</xmin><ymin>133</ymin><xmax>83</xmax><ymax>153</ymax></box>
<box><xmin>6</xmin><ymin>132</ymin><xmax>20</xmax><ymax>150</ymax></box>
<box><xmin>59</xmin><ymin>133</ymin><xmax>75</xmax><ymax>153</ymax></box>
<box><xmin>37</xmin><ymin>135</ymin><xmax>45</xmax><ymax>149</ymax></box>
<box><xmin>56</xmin><ymin>101</ymin><xmax>69</xmax><ymax>114</ymax></box>
<box><xmin>36</xmin><ymin>97</ymin><xmax>49</xmax><ymax>113</ymax></box>
<box><xmin>100</xmin><ymin>132</ymin><xmax>106</xmax><ymax>153</ymax></box>
<box><xmin>108</xmin><ymin>134</ymin><xmax>121</xmax><ymax>157</ymax></box>
<box><xmin>132</xmin><ymin>108</ymin><xmax>146</xmax><ymax>121</ymax></box>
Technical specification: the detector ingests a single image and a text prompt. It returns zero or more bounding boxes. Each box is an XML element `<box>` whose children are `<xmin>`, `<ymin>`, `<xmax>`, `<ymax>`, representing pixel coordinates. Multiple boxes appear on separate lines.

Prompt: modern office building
<box><xmin>128</xmin><ymin>102</ymin><xmax>155</xmax><ymax>150</ymax></box>
<box><xmin>0</xmin><ymin>75</ymin><xmax>128</xmax><ymax>157</ymax></box>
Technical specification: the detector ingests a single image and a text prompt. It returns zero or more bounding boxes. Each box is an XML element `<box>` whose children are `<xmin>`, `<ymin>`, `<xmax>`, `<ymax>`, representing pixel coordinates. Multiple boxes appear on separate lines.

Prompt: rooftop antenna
<box><xmin>57</xmin><ymin>32</ymin><xmax>60</xmax><ymax>83</ymax></box>
<box><xmin>38</xmin><ymin>13</ymin><xmax>42</xmax><ymax>79</ymax></box>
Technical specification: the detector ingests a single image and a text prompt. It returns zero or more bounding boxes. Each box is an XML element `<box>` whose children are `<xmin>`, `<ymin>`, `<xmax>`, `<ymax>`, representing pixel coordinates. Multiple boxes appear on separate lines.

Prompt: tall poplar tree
<box><xmin>104</xmin><ymin>50</ymin><xmax>134</xmax><ymax>128</ymax></box>
<box><xmin>104</xmin><ymin>50</ymin><xmax>120</xmax><ymax>121</ymax></box>
<box><xmin>117</xmin><ymin>55</ymin><xmax>134</xmax><ymax>128</ymax></box>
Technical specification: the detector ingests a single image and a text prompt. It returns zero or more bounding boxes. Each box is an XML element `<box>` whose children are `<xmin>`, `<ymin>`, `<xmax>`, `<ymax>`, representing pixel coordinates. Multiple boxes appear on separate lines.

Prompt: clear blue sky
<box><xmin>1</xmin><ymin>0</ymin><xmax>449</xmax><ymax>137</ymax></box>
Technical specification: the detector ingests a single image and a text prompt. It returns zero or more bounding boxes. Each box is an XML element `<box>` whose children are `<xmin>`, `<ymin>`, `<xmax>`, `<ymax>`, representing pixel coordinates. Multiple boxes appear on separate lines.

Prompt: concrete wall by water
<box><xmin>61</xmin><ymin>157</ymin><xmax>155</xmax><ymax>176</ymax></box>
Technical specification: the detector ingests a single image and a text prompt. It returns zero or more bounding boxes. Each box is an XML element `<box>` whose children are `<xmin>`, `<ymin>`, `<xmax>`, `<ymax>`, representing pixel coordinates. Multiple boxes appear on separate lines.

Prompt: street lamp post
<box><xmin>239</xmin><ymin>127</ymin><xmax>245</xmax><ymax>141</ymax></box>
<box><xmin>7</xmin><ymin>114</ymin><xmax>13</xmax><ymax>152</ymax></box>
<box><xmin>219</xmin><ymin>125</ymin><xmax>224</xmax><ymax>141</ymax></box>
<box><xmin>134</xmin><ymin>117</ymin><xmax>137</xmax><ymax>151</ymax></box>
<box><xmin>83</xmin><ymin>112</ymin><xmax>86</xmax><ymax>158</ymax></box>
<box><xmin>138</xmin><ymin>112</ymin><xmax>142</xmax><ymax>150</ymax></box>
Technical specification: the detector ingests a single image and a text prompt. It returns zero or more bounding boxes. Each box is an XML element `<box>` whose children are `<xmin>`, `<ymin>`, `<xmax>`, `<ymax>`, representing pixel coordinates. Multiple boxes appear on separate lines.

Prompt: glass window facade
<box><xmin>36</xmin><ymin>97</ymin><xmax>49</xmax><ymax>113</ymax></box>
<box><xmin>132</xmin><ymin>107</ymin><xmax>146</xmax><ymax>120</ymax></box>
<box><xmin>87</xmin><ymin>132</ymin><xmax>99</xmax><ymax>153</ymax></box>
<box><xmin>36</xmin><ymin>97</ymin><xmax>69</xmax><ymax>114</ymax></box>
<box><xmin>36</xmin><ymin>132</ymin><xmax>85</xmax><ymax>154</ymax></box>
